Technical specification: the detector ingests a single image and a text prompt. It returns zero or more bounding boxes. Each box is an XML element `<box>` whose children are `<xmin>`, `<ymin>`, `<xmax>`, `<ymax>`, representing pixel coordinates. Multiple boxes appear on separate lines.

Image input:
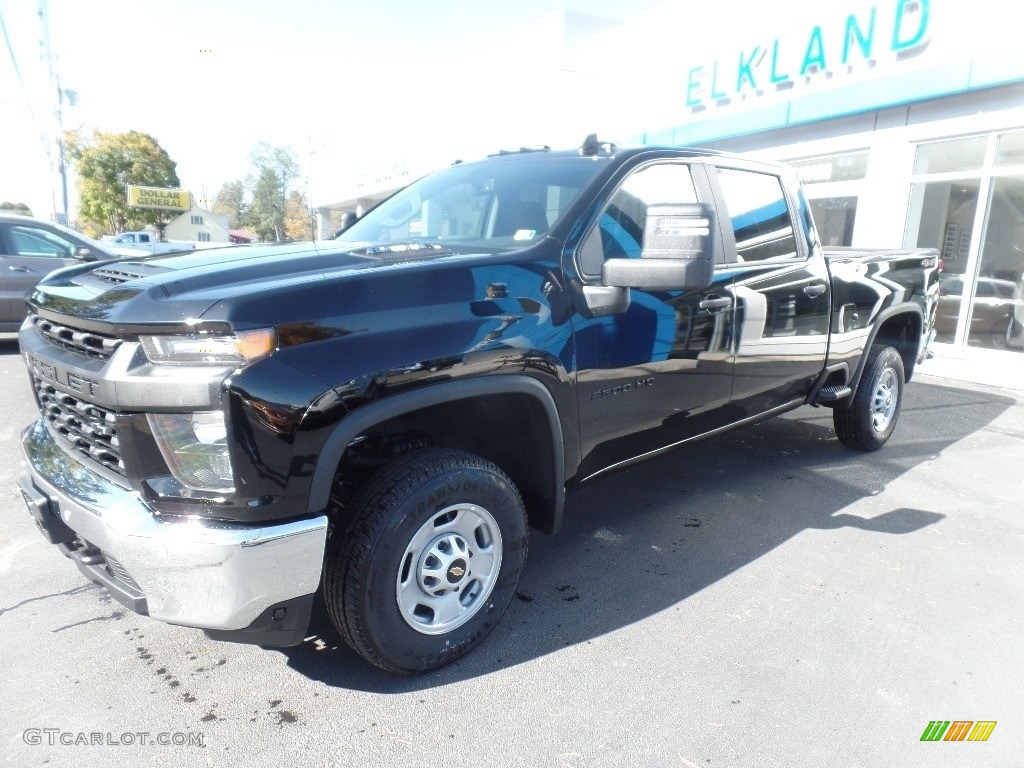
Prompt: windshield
<box><xmin>336</xmin><ymin>157</ymin><xmax>604</xmax><ymax>251</ymax></box>
<box><xmin>32</xmin><ymin>219</ymin><xmax>106</xmax><ymax>249</ymax></box>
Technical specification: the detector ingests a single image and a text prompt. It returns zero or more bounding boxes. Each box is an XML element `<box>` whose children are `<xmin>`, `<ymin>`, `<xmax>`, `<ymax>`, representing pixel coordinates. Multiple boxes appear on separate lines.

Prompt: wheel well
<box><xmin>873</xmin><ymin>311</ymin><xmax>921</xmax><ymax>381</ymax></box>
<box><xmin>332</xmin><ymin>393</ymin><xmax>560</xmax><ymax>533</ymax></box>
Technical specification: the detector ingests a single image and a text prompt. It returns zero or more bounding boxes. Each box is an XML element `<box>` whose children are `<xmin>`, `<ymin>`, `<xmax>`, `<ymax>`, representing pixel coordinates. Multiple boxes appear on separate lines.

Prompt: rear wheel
<box><xmin>991</xmin><ymin>318</ymin><xmax>1013</xmax><ymax>349</ymax></box>
<box><xmin>833</xmin><ymin>345</ymin><xmax>905</xmax><ymax>451</ymax></box>
<box><xmin>324</xmin><ymin>448</ymin><xmax>528</xmax><ymax>673</ymax></box>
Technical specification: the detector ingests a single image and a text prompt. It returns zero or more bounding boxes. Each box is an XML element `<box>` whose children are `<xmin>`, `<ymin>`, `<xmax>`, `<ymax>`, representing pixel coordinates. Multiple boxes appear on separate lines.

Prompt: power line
<box><xmin>0</xmin><ymin>5</ymin><xmax>50</xmax><ymax>157</ymax></box>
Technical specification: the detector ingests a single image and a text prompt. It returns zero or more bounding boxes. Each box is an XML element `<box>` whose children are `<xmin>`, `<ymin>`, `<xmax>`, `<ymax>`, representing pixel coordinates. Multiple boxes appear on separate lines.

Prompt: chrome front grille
<box><xmin>32</xmin><ymin>376</ymin><xmax>124</xmax><ymax>474</ymax></box>
<box><xmin>31</xmin><ymin>315</ymin><xmax>122</xmax><ymax>359</ymax></box>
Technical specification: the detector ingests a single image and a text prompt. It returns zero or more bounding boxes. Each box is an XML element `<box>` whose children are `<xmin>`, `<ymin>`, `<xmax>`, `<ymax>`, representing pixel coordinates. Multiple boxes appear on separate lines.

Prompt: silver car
<box><xmin>936</xmin><ymin>273</ymin><xmax>1024</xmax><ymax>349</ymax></box>
<box><xmin>0</xmin><ymin>215</ymin><xmax>143</xmax><ymax>332</ymax></box>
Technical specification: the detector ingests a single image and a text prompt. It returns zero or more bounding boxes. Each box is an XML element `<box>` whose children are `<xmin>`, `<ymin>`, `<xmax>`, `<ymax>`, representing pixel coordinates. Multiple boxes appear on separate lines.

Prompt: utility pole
<box><xmin>307</xmin><ymin>132</ymin><xmax>315</xmax><ymax>241</ymax></box>
<box><xmin>55</xmin><ymin>79</ymin><xmax>76</xmax><ymax>221</ymax></box>
<box><xmin>39</xmin><ymin>0</ymin><xmax>75</xmax><ymax>224</ymax></box>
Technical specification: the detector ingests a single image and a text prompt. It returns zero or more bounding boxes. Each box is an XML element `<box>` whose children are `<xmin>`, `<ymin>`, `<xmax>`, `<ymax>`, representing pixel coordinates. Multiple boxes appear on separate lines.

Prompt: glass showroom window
<box><xmin>789</xmin><ymin>151</ymin><xmax>868</xmax><ymax>247</ymax></box>
<box><xmin>973</xmin><ymin>131</ymin><xmax>1024</xmax><ymax>351</ymax></box>
<box><xmin>905</xmin><ymin>131</ymin><xmax>1024</xmax><ymax>352</ymax></box>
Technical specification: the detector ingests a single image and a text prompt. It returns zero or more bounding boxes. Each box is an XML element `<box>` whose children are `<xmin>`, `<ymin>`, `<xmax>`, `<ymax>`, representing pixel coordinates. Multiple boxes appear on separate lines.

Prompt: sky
<box><xmin>3</xmin><ymin>0</ymin><xmax>990</xmax><ymax>224</ymax></box>
<box><xmin>0</xmin><ymin>0</ymin><xmax>671</xmax><ymax>221</ymax></box>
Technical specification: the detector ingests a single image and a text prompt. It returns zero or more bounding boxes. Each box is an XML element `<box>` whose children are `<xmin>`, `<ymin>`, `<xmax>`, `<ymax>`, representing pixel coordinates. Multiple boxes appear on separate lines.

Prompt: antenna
<box><xmin>580</xmin><ymin>134</ymin><xmax>616</xmax><ymax>156</ymax></box>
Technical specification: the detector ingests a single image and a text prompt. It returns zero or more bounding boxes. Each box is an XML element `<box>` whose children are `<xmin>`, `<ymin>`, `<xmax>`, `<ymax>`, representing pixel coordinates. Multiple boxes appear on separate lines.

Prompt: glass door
<box><xmin>972</xmin><ymin>173</ymin><xmax>1024</xmax><ymax>350</ymax></box>
<box><xmin>905</xmin><ymin>131</ymin><xmax>1024</xmax><ymax>352</ymax></box>
<box><xmin>905</xmin><ymin>177</ymin><xmax>982</xmax><ymax>345</ymax></box>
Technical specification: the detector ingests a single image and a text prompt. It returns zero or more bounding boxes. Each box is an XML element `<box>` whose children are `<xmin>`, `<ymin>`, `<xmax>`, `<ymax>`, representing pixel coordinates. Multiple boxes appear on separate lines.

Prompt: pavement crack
<box><xmin>1</xmin><ymin>584</ymin><xmax>98</xmax><ymax>619</ymax></box>
<box><xmin>52</xmin><ymin>609</ymin><xmax>126</xmax><ymax>632</ymax></box>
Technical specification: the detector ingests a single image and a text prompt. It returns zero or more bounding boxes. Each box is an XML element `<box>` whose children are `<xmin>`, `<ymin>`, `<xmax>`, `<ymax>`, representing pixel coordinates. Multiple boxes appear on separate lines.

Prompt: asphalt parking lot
<box><xmin>1</xmin><ymin>334</ymin><xmax>1021</xmax><ymax>767</ymax></box>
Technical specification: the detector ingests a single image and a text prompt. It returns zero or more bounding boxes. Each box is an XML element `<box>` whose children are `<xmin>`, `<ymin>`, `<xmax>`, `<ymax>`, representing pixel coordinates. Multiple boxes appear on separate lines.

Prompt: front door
<box><xmin>572</xmin><ymin>160</ymin><xmax>737</xmax><ymax>480</ymax></box>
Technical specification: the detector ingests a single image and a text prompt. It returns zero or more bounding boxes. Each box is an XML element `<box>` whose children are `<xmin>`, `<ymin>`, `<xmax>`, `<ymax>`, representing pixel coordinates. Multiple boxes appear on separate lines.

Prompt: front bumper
<box><xmin>20</xmin><ymin>420</ymin><xmax>328</xmax><ymax>640</ymax></box>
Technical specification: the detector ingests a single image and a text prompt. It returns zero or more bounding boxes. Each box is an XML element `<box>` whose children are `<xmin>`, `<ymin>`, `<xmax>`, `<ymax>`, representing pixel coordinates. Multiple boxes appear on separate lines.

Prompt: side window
<box><xmin>715</xmin><ymin>168</ymin><xmax>798</xmax><ymax>262</ymax></box>
<box><xmin>579</xmin><ymin>163</ymin><xmax>699</xmax><ymax>278</ymax></box>
<box><xmin>8</xmin><ymin>227</ymin><xmax>75</xmax><ymax>258</ymax></box>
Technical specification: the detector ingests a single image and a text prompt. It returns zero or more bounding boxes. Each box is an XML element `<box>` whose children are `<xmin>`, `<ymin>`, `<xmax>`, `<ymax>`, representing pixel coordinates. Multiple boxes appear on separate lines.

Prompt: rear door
<box><xmin>706</xmin><ymin>161</ymin><xmax>830</xmax><ymax>416</ymax></box>
<box><xmin>0</xmin><ymin>223</ymin><xmax>81</xmax><ymax>323</ymax></box>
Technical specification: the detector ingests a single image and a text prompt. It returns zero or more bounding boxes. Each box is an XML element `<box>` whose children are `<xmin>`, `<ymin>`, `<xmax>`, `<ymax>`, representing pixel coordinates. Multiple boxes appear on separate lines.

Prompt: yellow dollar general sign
<box><xmin>126</xmin><ymin>185</ymin><xmax>191</xmax><ymax>211</ymax></box>
<box><xmin>920</xmin><ymin>720</ymin><xmax>997</xmax><ymax>742</ymax></box>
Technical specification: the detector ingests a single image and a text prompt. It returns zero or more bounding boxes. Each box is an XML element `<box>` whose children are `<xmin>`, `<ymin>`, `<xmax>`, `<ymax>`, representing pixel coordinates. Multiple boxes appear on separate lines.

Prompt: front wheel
<box><xmin>324</xmin><ymin>448</ymin><xmax>528</xmax><ymax>673</ymax></box>
<box><xmin>833</xmin><ymin>345</ymin><xmax>905</xmax><ymax>451</ymax></box>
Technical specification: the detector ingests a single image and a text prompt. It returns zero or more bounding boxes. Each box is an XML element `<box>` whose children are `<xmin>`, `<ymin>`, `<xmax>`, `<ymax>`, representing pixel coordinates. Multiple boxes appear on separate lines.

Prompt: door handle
<box><xmin>699</xmin><ymin>297</ymin><xmax>732</xmax><ymax>310</ymax></box>
<box><xmin>803</xmin><ymin>284</ymin><xmax>827</xmax><ymax>298</ymax></box>
<box><xmin>8</xmin><ymin>266</ymin><xmax>33</xmax><ymax>272</ymax></box>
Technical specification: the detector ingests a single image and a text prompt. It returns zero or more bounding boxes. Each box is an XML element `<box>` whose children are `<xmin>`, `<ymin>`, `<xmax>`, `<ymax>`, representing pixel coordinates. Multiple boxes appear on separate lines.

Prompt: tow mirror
<box><xmin>335</xmin><ymin>211</ymin><xmax>358</xmax><ymax>236</ymax></box>
<box><xmin>602</xmin><ymin>202</ymin><xmax>716</xmax><ymax>291</ymax></box>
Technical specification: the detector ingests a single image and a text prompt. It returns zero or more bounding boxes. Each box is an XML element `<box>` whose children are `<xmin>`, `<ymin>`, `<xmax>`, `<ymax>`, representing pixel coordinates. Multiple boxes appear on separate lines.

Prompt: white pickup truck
<box><xmin>103</xmin><ymin>231</ymin><xmax>194</xmax><ymax>254</ymax></box>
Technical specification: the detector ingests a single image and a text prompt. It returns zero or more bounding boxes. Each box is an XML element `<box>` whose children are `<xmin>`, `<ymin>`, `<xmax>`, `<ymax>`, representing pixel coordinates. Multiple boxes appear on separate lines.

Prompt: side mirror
<box><xmin>602</xmin><ymin>202</ymin><xmax>717</xmax><ymax>291</ymax></box>
<box><xmin>336</xmin><ymin>211</ymin><xmax>359</xmax><ymax>235</ymax></box>
<box><xmin>74</xmin><ymin>247</ymin><xmax>97</xmax><ymax>262</ymax></box>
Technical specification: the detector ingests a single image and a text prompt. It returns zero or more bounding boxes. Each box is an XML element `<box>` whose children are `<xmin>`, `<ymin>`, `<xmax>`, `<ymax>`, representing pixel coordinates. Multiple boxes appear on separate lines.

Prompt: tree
<box><xmin>249</xmin><ymin>143</ymin><xmax>299</xmax><ymax>190</ymax></box>
<box><xmin>0</xmin><ymin>201</ymin><xmax>33</xmax><ymax>217</ymax></box>
<box><xmin>247</xmin><ymin>167</ymin><xmax>286</xmax><ymax>241</ymax></box>
<box><xmin>245</xmin><ymin>143</ymin><xmax>299</xmax><ymax>241</ymax></box>
<box><xmin>69</xmin><ymin>130</ymin><xmax>180</xmax><ymax>234</ymax></box>
<box><xmin>283</xmin><ymin>190</ymin><xmax>313</xmax><ymax>241</ymax></box>
<box><xmin>212</xmin><ymin>180</ymin><xmax>246</xmax><ymax>229</ymax></box>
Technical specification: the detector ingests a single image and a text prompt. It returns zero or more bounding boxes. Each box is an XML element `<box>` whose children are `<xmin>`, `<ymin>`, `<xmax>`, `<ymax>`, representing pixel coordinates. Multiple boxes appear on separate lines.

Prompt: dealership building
<box><xmin>319</xmin><ymin>0</ymin><xmax>1024</xmax><ymax>364</ymax></box>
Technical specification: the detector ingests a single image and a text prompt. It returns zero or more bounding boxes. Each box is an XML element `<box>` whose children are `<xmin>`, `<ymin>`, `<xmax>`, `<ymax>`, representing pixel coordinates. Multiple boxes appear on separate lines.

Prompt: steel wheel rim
<box><xmin>871</xmin><ymin>367</ymin><xmax>899</xmax><ymax>432</ymax></box>
<box><xmin>396</xmin><ymin>503</ymin><xmax>503</xmax><ymax>635</ymax></box>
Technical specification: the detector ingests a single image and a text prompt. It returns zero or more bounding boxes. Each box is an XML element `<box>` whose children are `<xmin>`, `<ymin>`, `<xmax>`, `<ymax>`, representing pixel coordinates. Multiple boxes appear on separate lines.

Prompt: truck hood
<box><xmin>27</xmin><ymin>240</ymin><xmax>485</xmax><ymax>330</ymax></box>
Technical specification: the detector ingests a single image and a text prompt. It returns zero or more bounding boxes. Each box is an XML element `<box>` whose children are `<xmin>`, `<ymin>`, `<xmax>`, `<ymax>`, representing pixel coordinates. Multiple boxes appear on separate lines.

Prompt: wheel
<box><xmin>833</xmin><ymin>345</ymin><xmax>905</xmax><ymax>452</ymax></box>
<box><xmin>1008</xmin><ymin>318</ymin><xmax>1024</xmax><ymax>349</ymax></box>
<box><xmin>991</xmin><ymin>318</ymin><xmax>1014</xmax><ymax>349</ymax></box>
<box><xmin>324</xmin><ymin>448</ymin><xmax>528</xmax><ymax>673</ymax></box>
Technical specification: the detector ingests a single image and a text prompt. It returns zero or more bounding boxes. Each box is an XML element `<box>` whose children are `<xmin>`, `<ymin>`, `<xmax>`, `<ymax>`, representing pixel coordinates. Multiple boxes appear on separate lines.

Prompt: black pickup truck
<box><xmin>18</xmin><ymin>138</ymin><xmax>938</xmax><ymax>673</ymax></box>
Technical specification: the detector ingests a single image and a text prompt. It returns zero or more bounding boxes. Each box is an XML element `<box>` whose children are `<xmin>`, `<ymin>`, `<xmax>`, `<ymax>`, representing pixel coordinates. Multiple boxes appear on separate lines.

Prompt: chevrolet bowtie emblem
<box><xmin>449</xmin><ymin>566</ymin><xmax>465</xmax><ymax>578</ymax></box>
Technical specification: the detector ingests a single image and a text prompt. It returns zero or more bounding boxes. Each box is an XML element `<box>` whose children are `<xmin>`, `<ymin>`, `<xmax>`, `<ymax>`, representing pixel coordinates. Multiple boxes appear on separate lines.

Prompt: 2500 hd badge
<box><xmin>590</xmin><ymin>377</ymin><xmax>656</xmax><ymax>401</ymax></box>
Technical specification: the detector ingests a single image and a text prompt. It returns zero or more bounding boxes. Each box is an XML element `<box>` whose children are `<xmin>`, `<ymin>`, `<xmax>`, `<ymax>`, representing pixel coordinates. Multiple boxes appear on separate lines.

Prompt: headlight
<box><xmin>147</xmin><ymin>410</ymin><xmax>234</xmax><ymax>493</ymax></box>
<box><xmin>140</xmin><ymin>328</ymin><xmax>275</xmax><ymax>365</ymax></box>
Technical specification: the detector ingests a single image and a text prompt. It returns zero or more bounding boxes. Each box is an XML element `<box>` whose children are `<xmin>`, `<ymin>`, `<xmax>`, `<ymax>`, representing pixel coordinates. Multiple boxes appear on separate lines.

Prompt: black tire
<box><xmin>324</xmin><ymin>448</ymin><xmax>528</xmax><ymax>673</ymax></box>
<box><xmin>991</xmin><ymin>318</ymin><xmax>1013</xmax><ymax>349</ymax></box>
<box><xmin>1008</xmin><ymin>318</ymin><xmax>1024</xmax><ymax>349</ymax></box>
<box><xmin>833</xmin><ymin>345</ymin><xmax>905</xmax><ymax>452</ymax></box>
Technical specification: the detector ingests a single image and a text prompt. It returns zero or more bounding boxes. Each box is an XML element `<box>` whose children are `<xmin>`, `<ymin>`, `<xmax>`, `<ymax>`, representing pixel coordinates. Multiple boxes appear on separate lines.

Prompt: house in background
<box><xmin>229</xmin><ymin>228</ymin><xmax>258</xmax><ymax>243</ymax></box>
<box><xmin>164</xmin><ymin>206</ymin><xmax>230</xmax><ymax>245</ymax></box>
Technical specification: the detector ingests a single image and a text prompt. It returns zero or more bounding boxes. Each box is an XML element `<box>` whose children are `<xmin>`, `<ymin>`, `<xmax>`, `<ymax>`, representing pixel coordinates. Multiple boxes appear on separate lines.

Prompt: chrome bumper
<box><xmin>20</xmin><ymin>420</ymin><xmax>328</xmax><ymax>632</ymax></box>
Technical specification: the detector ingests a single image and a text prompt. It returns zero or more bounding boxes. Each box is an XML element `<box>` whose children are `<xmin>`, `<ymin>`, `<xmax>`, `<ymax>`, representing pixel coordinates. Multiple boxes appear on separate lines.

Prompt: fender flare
<box><xmin>306</xmin><ymin>375</ymin><xmax>566</xmax><ymax>523</ymax></box>
<box><xmin>849</xmin><ymin>302</ymin><xmax>923</xmax><ymax>392</ymax></box>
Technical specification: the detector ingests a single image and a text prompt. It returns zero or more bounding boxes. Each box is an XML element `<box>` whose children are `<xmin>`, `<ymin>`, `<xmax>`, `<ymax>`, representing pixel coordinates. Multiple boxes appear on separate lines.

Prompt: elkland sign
<box><xmin>685</xmin><ymin>0</ymin><xmax>931</xmax><ymax>111</ymax></box>
<box><xmin>126</xmin><ymin>186</ymin><xmax>191</xmax><ymax>212</ymax></box>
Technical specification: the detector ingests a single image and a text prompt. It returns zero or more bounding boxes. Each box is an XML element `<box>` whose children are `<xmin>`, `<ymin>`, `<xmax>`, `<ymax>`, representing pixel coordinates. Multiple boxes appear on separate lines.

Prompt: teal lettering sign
<box><xmin>685</xmin><ymin>0</ymin><xmax>930</xmax><ymax>110</ymax></box>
